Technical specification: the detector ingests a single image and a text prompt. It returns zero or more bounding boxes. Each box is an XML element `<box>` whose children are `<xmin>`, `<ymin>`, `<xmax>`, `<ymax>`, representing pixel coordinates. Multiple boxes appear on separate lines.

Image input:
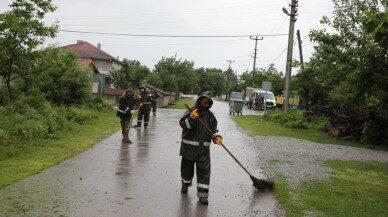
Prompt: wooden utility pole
<box><xmin>226</xmin><ymin>59</ymin><xmax>235</xmax><ymax>100</ymax></box>
<box><xmin>250</xmin><ymin>36</ymin><xmax>263</xmax><ymax>87</ymax></box>
<box><xmin>296</xmin><ymin>30</ymin><xmax>304</xmax><ymax>65</ymax></box>
<box><xmin>283</xmin><ymin>0</ymin><xmax>298</xmax><ymax>112</ymax></box>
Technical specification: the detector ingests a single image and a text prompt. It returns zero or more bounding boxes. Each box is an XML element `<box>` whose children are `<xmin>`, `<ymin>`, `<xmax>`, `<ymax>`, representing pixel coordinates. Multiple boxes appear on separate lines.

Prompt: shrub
<box><xmin>263</xmin><ymin>110</ymin><xmax>316</xmax><ymax>130</ymax></box>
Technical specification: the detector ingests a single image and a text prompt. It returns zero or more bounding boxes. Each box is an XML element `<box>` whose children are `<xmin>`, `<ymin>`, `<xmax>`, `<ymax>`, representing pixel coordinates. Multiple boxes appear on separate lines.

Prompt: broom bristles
<box><xmin>250</xmin><ymin>175</ymin><xmax>274</xmax><ymax>191</ymax></box>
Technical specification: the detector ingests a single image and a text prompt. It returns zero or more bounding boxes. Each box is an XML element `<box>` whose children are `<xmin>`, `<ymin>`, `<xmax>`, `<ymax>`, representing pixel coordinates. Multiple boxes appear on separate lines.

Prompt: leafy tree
<box><xmin>154</xmin><ymin>56</ymin><xmax>199</xmax><ymax>93</ymax></box>
<box><xmin>238</xmin><ymin>64</ymin><xmax>284</xmax><ymax>95</ymax></box>
<box><xmin>196</xmin><ymin>68</ymin><xmax>225</xmax><ymax>96</ymax></box>
<box><xmin>144</xmin><ymin>72</ymin><xmax>163</xmax><ymax>88</ymax></box>
<box><xmin>17</xmin><ymin>47</ymin><xmax>92</xmax><ymax>105</ymax></box>
<box><xmin>0</xmin><ymin>0</ymin><xmax>58</xmax><ymax>102</ymax></box>
<box><xmin>300</xmin><ymin>0</ymin><xmax>387</xmax><ymax>108</ymax></box>
<box><xmin>110</xmin><ymin>59</ymin><xmax>150</xmax><ymax>89</ymax></box>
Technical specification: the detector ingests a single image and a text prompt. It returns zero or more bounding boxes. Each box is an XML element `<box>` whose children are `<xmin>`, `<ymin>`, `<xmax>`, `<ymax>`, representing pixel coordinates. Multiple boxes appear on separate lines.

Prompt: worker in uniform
<box><xmin>116</xmin><ymin>88</ymin><xmax>136</xmax><ymax>142</ymax></box>
<box><xmin>136</xmin><ymin>85</ymin><xmax>152</xmax><ymax>129</ymax></box>
<box><xmin>151</xmin><ymin>89</ymin><xmax>160</xmax><ymax>116</ymax></box>
<box><xmin>179</xmin><ymin>91</ymin><xmax>223</xmax><ymax>205</ymax></box>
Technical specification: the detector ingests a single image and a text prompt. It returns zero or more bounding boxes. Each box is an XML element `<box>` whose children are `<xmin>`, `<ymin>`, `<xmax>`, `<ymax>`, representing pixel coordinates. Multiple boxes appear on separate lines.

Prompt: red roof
<box><xmin>105</xmin><ymin>88</ymin><xmax>125</xmax><ymax>96</ymax></box>
<box><xmin>61</xmin><ymin>41</ymin><xmax>120</xmax><ymax>63</ymax></box>
<box><xmin>78</xmin><ymin>58</ymin><xmax>93</xmax><ymax>67</ymax></box>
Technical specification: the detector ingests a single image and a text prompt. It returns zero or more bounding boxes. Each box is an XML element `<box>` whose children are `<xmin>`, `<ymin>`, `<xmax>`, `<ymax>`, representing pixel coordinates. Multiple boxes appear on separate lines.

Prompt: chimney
<box><xmin>77</xmin><ymin>40</ymin><xmax>83</xmax><ymax>44</ymax></box>
<box><xmin>97</xmin><ymin>43</ymin><xmax>101</xmax><ymax>49</ymax></box>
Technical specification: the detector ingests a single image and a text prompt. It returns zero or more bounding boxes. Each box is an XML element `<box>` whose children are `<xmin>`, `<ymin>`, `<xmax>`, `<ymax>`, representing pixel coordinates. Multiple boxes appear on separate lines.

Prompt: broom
<box><xmin>185</xmin><ymin>104</ymin><xmax>274</xmax><ymax>191</ymax></box>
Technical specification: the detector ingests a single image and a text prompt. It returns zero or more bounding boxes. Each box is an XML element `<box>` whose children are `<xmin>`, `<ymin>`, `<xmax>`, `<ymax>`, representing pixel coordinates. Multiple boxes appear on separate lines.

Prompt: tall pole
<box><xmin>226</xmin><ymin>59</ymin><xmax>235</xmax><ymax>100</ymax></box>
<box><xmin>296</xmin><ymin>30</ymin><xmax>304</xmax><ymax>65</ymax></box>
<box><xmin>283</xmin><ymin>0</ymin><xmax>298</xmax><ymax>112</ymax></box>
<box><xmin>250</xmin><ymin>36</ymin><xmax>263</xmax><ymax>87</ymax></box>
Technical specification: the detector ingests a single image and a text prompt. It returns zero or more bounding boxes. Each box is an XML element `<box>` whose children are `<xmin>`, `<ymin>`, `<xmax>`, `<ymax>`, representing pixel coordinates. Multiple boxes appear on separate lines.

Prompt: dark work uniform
<box><xmin>179</xmin><ymin>93</ymin><xmax>218</xmax><ymax>198</ymax></box>
<box><xmin>136</xmin><ymin>88</ymin><xmax>152</xmax><ymax>128</ymax></box>
<box><xmin>116</xmin><ymin>90</ymin><xmax>136</xmax><ymax>137</ymax></box>
<box><xmin>151</xmin><ymin>90</ymin><xmax>160</xmax><ymax>116</ymax></box>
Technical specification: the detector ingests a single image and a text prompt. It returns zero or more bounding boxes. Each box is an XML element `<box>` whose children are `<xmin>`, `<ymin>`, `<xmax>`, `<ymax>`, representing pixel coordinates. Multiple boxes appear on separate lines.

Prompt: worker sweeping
<box><xmin>136</xmin><ymin>85</ymin><xmax>152</xmax><ymax>129</ymax></box>
<box><xmin>179</xmin><ymin>91</ymin><xmax>222</xmax><ymax>205</ymax></box>
<box><xmin>116</xmin><ymin>88</ymin><xmax>136</xmax><ymax>143</ymax></box>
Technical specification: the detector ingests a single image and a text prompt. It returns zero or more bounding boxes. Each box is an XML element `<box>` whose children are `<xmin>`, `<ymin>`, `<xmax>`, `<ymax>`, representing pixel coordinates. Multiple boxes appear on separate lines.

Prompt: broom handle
<box><xmin>220</xmin><ymin>144</ymin><xmax>252</xmax><ymax>176</ymax></box>
<box><xmin>185</xmin><ymin>104</ymin><xmax>253</xmax><ymax>177</ymax></box>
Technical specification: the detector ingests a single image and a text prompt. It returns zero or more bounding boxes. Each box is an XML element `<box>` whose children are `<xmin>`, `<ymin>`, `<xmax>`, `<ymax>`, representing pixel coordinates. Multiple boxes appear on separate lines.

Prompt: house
<box><xmin>61</xmin><ymin>41</ymin><xmax>124</xmax><ymax>103</ymax></box>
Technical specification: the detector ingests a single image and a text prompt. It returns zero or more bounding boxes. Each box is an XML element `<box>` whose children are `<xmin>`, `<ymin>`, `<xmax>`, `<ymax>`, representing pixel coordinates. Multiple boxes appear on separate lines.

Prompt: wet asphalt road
<box><xmin>0</xmin><ymin>100</ymin><xmax>282</xmax><ymax>217</ymax></box>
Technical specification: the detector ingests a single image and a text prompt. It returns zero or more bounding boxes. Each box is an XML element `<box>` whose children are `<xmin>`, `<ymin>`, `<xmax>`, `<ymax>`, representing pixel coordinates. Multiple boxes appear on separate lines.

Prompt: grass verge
<box><xmin>166</xmin><ymin>97</ymin><xmax>195</xmax><ymax>109</ymax></box>
<box><xmin>274</xmin><ymin>161</ymin><xmax>388</xmax><ymax>217</ymax></box>
<box><xmin>0</xmin><ymin>109</ymin><xmax>119</xmax><ymax>188</ymax></box>
<box><xmin>232</xmin><ymin>115</ymin><xmax>388</xmax><ymax>150</ymax></box>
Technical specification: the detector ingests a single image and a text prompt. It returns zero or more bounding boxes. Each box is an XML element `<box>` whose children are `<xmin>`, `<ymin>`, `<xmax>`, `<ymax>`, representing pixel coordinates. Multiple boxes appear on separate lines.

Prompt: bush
<box><xmin>85</xmin><ymin>95</ymin><xmax>113</xmax><ymax>111</ymax></box>
<box><xmin>263</xmin><ymin>110</ymin><xmax>328</xmax><ymax>130</ymax></box>
<box><xmin>0</xmin><ymin>95</ymin><xmax>97</xmax><ymax>147</ymax></box>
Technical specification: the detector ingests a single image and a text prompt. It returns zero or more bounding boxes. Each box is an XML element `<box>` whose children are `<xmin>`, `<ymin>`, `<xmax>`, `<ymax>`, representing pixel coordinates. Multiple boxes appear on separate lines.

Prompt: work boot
<box><xmin>199</xmin><ymin>197</ymin><xmax>208</xmax><ymax>205</ymax></box>
<box><xmin>153</xmin><ymin>112</ymin><xmax>156</xmax><ymax>116</ymax></box>
<box><xmin>181</xmin><ymin>186</ymin><xmax>188</xmax><ymax>194</ymax></box>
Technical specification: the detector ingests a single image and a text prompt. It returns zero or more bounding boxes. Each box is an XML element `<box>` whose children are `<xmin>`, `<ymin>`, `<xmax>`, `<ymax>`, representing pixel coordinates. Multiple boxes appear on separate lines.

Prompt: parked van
<box><xmin>245</xmin><ymin>87</ymin><xmax>276</xmax><ymax>109</ymax></box>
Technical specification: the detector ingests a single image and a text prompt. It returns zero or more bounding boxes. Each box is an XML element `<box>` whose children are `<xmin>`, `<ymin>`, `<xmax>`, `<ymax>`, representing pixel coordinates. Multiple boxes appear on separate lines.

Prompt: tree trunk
<box><xmin>6</xmin><ymin>78</ymin><xmax>13</xmax><ymax>102</ymax></box>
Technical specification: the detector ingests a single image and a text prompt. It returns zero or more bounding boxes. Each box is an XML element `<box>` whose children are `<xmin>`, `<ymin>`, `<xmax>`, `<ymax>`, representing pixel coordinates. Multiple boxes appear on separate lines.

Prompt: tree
<box><xmin>196</xmin><ymin>68</ymin><xmax>225</xmax><ymax>96</ymax></box>
<box><xmin>0</xmin><ymin>0</ymin><xmax>58</xmax><ymax>102</ymax></box>
<box><xmin>300</xmin><ymin>0</ymin><xmax>387</xmax><ymax>108</ymax></box>
<box><xmin>238</xmin><ymin>64</ymin><xmax>284</xmax><ymax>95</ymax></box>
<box><xmin>154</xmin><ymin>56</ymin><xmax>199</xmax><ymax>93</ymax></box>
<box><xmin>110</xmin><ymin>59</ymin><xmax>150</xmax><ymax>89</ymax></box>
<box><xmin>17</xmin><ymin>47</ymin><xmax>92</xmax><ymax>105</ymax></box>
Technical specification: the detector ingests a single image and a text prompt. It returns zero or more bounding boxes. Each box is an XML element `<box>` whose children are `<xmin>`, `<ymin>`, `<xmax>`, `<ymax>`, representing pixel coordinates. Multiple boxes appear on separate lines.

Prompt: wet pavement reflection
<box><xmin>0</xmin><ymin>100</ymin><xmax>283</xmax><ymax>217</ymax></box>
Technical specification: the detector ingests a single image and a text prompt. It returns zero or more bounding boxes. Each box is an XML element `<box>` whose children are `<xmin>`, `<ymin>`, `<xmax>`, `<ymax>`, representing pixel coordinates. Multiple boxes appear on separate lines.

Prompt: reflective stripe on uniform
<box><xmin>144</xmin><ymin>102</ymin><xmax>151</xmax><ymax>104</ymax></box>
<box><xmin>182</xmin><ymin>139</ymin><xmax>199</xmax><ymax>146</ymax></box>
<box><xmin>197</xmin><ymin>183</ymin><xmax>209</xmax><ymax>189</ymax></box>
<box><xmin>144</xmin><ymin>122</ymin><xmax>148</xmax><ymax>124</ymax></box>
<box><xmin>185</xmin><ymin>119</ymin><xmax>191</xmax><ymax>129</ymax></box>
<box><xmin>197</xmin><ymin>192</ymin><xmax>209</xmax><ymax>198</ymax></box>
<box><xmin>118</xmin><ymin>109</ymin><xmax>127</xmax><ymax>113</ymax></box>
<box><xmin>137</xmin><ymin>120</ymin><xmax>142</xmax><ymax>123</ymax></box>
<box><xmin>182</xmin><ymin>139</ymin><xmax>211</xmax><ymax>147</ymax></box>
<box><xmin>181</xmin><ymin>178</ymin><xmax>192</xmax><ymax>184</ymax></box>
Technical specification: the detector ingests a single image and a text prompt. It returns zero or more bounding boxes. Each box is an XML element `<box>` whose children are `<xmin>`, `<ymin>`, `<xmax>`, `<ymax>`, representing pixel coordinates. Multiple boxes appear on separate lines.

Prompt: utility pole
<box><xmin>250</xmin><ymin>36</ymin><xmax>263</xmax><ymax>87</ymax></box>
<box><xmin>226</xmin><ymin>59</ymin><xmax>235</xmax><ymax>100</ymax></box>
<box><xmin>283</xmin><ymin>0</ymin><xmax>298</xmax><ymax>112</ymax></box>
<box><xmin>296</xmin><ymin>30</ymin><xmax>304</xmax><ymax>65</ymax></box>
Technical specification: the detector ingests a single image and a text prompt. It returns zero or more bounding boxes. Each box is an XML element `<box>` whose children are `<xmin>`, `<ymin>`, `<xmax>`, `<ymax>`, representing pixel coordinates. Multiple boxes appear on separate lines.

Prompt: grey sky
<box><xmin>1</xmin><ymin>0</ymin><xmax>334</xmax><ymax>76</ymax></box>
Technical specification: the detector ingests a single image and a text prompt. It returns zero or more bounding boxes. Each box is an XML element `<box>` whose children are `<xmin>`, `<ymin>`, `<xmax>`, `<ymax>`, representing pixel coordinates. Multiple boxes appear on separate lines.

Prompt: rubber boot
<box><xmin>181</xmin><ymin>186</ymin><xmax>188</xmax><ymax>194</ymax></box>
<box><xmin>199</xmin><ymin>197</ymin><xmax>208</xmax><ymax>205</ymax></box>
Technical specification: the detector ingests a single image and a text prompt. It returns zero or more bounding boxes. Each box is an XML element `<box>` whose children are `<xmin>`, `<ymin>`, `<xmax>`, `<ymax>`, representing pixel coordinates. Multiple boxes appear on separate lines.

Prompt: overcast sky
<box><xmin>1</xmin><ymin>0</ymin><xmax>335</xmax><ymax>76</ymax></box>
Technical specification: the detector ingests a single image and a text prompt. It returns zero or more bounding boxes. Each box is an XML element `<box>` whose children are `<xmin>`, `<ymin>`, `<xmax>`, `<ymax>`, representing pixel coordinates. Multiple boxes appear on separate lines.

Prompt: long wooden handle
<box><xmin>184</xmin><ymin>104</ymin><xmax>252</xmax><ymax>177</ymax></box>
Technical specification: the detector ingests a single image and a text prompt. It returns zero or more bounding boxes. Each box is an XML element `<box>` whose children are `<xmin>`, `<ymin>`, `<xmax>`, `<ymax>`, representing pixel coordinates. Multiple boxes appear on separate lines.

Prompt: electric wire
<box><xmin>59</xmin><ymin>29</ymin><xmax>288</xmax><ymax>38</ymax></box>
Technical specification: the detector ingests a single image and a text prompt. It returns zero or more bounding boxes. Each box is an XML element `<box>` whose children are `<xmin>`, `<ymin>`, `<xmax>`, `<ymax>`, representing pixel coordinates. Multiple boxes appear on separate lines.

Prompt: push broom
<box><xmin>185</xmin><ymin>104</ymin><xmax>274</xmax><ymax>190</ymax></box>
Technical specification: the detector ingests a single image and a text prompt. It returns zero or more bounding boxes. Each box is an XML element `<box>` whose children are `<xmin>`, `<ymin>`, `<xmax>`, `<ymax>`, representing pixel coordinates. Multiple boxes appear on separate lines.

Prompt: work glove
<box><xmin>190</xmin><ymin>109</ymin><xmax>199</xmax><ymax>119</ymax></box>
<box><xmin>212</xmin><ymin>135</ymin><xmax>223</xmax><ymax>145</ymax></box>
<box><xmin>137</xmin><ymin>95</ymin><xmax>142</xmax><ymax>99</ymax></box>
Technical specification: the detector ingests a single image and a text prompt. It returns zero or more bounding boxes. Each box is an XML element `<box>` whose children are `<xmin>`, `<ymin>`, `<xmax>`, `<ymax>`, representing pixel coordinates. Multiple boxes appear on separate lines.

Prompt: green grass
<box><xmin>275</xmin><ymin>161</ymin><xmax>388</xmax><ymax>217</ymax></box>
<box><xmin>166</xmin><ymin>97</ymin><xmax>195</xmax><ymax>109</ymax></box>
<box><xmin>0</xmin><ymin>109</ymin><xmax>119</xmax><ymax>188</ymax></box>
<box><xmin>232</xmin><ymin>115</ymin><xmax>388</xmax><ymax>150</ymax></box>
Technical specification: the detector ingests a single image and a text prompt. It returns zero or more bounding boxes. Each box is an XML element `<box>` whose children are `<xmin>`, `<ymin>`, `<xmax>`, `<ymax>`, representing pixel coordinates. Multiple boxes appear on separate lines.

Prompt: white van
<box><xmin>252</xmin><ymin>90</ymin><xmax>276</xmax><ymax>108</ymax></box>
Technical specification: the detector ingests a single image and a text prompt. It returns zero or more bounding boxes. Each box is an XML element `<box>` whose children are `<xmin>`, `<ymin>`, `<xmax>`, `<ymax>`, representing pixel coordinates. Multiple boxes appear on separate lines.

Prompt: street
<box><xmin>0</xmin><ymin>100</ymin><xmax>282</xmax><ymax>217</ymax></box>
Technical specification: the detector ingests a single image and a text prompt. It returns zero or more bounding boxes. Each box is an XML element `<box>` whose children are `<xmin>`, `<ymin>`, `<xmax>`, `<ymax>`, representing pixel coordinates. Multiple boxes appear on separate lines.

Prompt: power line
<box><xmin>59</xmin><ymin>29</ymin><xmax>288</xmax><ymax>38</ymax></box>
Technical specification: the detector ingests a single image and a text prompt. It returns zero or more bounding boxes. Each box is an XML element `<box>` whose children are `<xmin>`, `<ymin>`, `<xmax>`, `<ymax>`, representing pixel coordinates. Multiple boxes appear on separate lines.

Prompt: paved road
<box><xmin>0</xmin><ymin>100</ymin><xmax>282</xmax><ymax>217</ymax></box>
